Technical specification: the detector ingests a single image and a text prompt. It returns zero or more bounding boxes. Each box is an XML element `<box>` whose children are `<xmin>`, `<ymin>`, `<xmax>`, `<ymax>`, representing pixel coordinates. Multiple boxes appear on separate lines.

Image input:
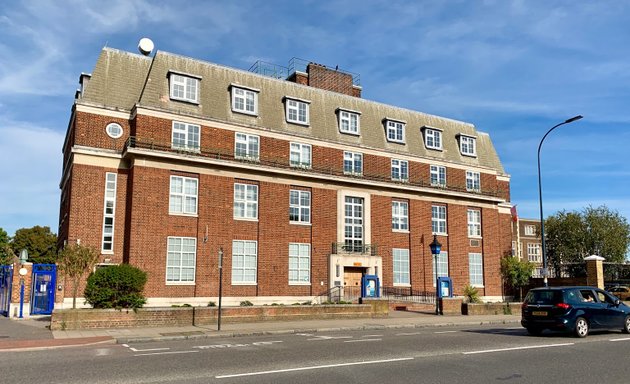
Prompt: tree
<box><xmin>58</xmin><ymin>243</ymin><xmax>100</xmax><ymax>309</ymax></box>
<box><xmin>0</xmin><ymin>227</ymin><xmax>13</xmax><ymax>265</ymax></box>
<box><xmin>10</xmin><ymin>226</ymin><xmax>57</xmax><ymax>264</ymax></box>
<box><xmin>501</xmin><ymin>256</ymin><xmax>534</xmax><ymax>301</ymax></box>
<box><xmin>545</xmin><ymin>205</ymin><xmax>630</xmax><ymax>276</ymax></box>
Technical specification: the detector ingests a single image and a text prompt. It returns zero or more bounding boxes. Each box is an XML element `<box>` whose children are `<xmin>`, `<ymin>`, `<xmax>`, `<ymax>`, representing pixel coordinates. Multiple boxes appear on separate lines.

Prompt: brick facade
<box><xmin>57</xmin><ymin>48</ymin><xmax>513</xmax><ymax>308</ymax></box>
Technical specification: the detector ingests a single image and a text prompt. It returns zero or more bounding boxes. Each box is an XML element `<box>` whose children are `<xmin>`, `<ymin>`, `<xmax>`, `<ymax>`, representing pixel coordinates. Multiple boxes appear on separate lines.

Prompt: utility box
<box><xmin>437</xmin><ymin>276</ymin><xmax>453</xmax><ymax>298</ymax></box>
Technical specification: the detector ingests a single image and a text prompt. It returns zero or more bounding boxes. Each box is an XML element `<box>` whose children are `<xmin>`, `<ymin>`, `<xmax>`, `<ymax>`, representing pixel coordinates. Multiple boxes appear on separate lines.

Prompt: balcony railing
<box><xmin>123</xmin><ymin>136</ymin><xmax>506</xmax><ymax>198</ymax></box>
<box><xmin>332</xmin><ymin>242</ymin><xmax>377</xmax><ymax>256</ymax></box>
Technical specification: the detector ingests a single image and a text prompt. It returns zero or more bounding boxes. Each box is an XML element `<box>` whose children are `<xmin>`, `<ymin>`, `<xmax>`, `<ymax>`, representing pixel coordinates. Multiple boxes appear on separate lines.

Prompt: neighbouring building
<box><xmin>512</xmin><ymin>217</ymin><xmax>543</xmax><ymax>277</ymax></box>
<box><xmin>57</xmin><ymin>45</ymin><xmax>513</xmax><ymax>307</ymax></box>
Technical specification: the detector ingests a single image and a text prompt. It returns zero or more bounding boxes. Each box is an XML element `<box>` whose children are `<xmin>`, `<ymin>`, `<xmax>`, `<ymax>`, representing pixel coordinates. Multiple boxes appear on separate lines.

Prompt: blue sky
<box><xmin>2</xmin><ymin>0</ymin><xmax>630</xmax><ymax>237</ymax></box>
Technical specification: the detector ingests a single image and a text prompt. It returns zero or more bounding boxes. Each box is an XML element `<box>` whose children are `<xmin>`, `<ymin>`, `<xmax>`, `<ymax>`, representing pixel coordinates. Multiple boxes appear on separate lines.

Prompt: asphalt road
<box><xmin>2</xmin><ymin>324</ymin><xmax>630</xmax><ymax>383</ymax></box>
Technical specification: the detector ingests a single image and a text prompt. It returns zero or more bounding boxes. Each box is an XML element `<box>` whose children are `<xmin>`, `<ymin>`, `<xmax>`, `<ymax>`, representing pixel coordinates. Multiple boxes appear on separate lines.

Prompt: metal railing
<box><xmin>381</xmin><ymin>286</ymin><xmax>436</xmax><ymax>304</ymax></box>
<box><xmin>124</xmin><ymin>137</ymin><xmax>506</xmax><ymax>198</ymax></box>
<box><xmin>314</xmin><ymin>285</ymin><xmax>436</xmax><ymax>305</ymax></box>
<box><xmin>332</xmin><ymin>242</ymin><xmax>377</xmax><ymax>256</ymax></box>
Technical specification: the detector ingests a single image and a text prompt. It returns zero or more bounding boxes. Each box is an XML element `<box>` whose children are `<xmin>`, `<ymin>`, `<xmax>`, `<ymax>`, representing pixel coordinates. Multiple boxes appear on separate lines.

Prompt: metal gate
<box><xmin>0</xmin><ymin>265</ymin><xmax>12</xmax><ymax>317</ymax></box>
<box><xmin>30</xmin><ymin>264</ymin><xmax>56</xmax><ymax>315</ymax></box>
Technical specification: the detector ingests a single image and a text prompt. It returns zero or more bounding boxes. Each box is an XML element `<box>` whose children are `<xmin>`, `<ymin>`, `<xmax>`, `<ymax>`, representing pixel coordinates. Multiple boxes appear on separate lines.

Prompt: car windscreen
<box><xmin>525</xmin><ymin>290</ymin><xmax>563</xmax><ymax>304</ymax></box>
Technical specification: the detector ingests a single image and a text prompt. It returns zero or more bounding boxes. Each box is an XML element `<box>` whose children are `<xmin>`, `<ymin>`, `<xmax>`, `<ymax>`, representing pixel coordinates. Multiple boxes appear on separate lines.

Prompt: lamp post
<box><xmin>429</xmin><ymin>235</ymin><xmax>442</xmax><ymax>315</ymax></box>
<box><xmin>217</xmin><ymin>247</ymin><xmax>223</xmax><ymax>331</ymax></box>
<box><xmin>18</xmin><ymin>249</ymin><xmax>28</xmax><ymax>318</ymax></box>
<box><xmin>537</xmin><ymin>115</ymin><xmax>583</xmax><ymax>287</ymax></box>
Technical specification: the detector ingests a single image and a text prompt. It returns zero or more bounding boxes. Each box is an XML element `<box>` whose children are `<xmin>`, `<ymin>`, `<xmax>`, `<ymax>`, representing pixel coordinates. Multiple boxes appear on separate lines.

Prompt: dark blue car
<box><xmin>521</xmin><ymin>286</ymin><xmax>630</xmax><ymax>337</ymax></box>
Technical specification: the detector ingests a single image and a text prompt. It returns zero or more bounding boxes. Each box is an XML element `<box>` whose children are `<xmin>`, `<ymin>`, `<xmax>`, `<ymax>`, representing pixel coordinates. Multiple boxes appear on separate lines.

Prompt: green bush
<box><xmin>463</xmin><ymin>284</ymin><xmax>481</xmax><ymax>303</ymax></box>
<box><xmin>84</xmin><ymin>264</ymin><xmax>147</xmax><ymax>309</ymax></box>
<box><xmin>207</xmin><ymin>301</ymin><xmax>216</xmax><ymax>307</ymax></box>
<box><xmin>240</xmin><ymin>300</ymin><xmax>254</xmax><ymax>306</ymax></box>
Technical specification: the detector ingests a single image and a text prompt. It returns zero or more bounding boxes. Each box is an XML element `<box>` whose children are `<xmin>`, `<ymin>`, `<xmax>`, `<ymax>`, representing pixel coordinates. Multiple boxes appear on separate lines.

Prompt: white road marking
<box><xmin>128</xmin><ymin>347</ymin><xmax>170</xmax><ymax>352</ymax></box>
<box><xmin>396</xmin><ymin>332</ymin><xmax>422</xmax><ymax>336</ymax></box>
<box><xmin>135</xmin><ymin>350</ymin><xmax>199</xmax><ymax>357</ymax></box>
<box><xmin>434</xmin><ymin>331</ymin><xmax>458</xmax><ymax>334</ymax></box>
<box><xmin>463</xmin><ymin>343</ymin><xmax>574</xmax><ymax>355</ymax></box>
<box><xmin>363</xmin><ymin>334</ymin><xmax>383</xmax><ymax>338</ymax></box>
<box><xmin>95</xmin><ymin>348</ymin><xmax>112</xmax><ymax>356</ymax></box>
<box><xmin>344</xmin><ymin>339</ymin><xmax>381</xmax><ymax>343</ymax></box>
<box><xmin>193</xmin><ymin>341</ymin><xmax>283</xmax><ymax>349</ymax></box>
<box><xmin>295</xmin><ymin>333</ymin><xmax>314</xmax><ymax>337</ymax></box>
<box><xmin>215</xmin><ymin>357</ymin><xmax>414</xmax><ymax>378</ymax></box>
<box><xmin>307</xmin><ymin>335</ymin><xmax>353</xmax><ymax>341</ymax></box>
<box><xmin>610</xmin><ymin>337</ymin><xmax>630</xmax><ymax>342</ymax></box>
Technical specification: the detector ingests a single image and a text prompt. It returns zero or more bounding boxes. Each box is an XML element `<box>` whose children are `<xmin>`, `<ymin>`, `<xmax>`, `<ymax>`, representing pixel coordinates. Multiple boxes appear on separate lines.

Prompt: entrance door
<box><xmin>343</xmin><ymin>266</ymin><xmax>364</xmax><ymax>302</ymax></box>
<box><xmin>344</xmin><ymin>196</ymin><xmax>364</xmax><ymax>252</ymax></box>
<box><xmin>31</xmin><ymin>264</ymin><xmax>56</xmax><ymax>315</ymax></box>
<box><xmin>0</xmin><ymin>265</ymin><xmax>12</xmax><ymax>317</ymax></box>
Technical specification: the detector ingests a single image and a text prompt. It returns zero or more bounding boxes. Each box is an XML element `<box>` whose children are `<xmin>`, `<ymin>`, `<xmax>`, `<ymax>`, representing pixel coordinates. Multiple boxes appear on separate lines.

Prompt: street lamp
<box><xmin>217</xmin><ymin>247</ymin><xmax>224</xmax><ymax>331</ymax></box>
<box><xmin>537</xmin><ymin>115</ymin><xmax>583</xmax><ymax>287</ymax></box>
<box><xmin>429</xmin><ymin>235</ymin><xmax>442</xmax><ymax>315</ymax></box>
<box><xmin>18</xmin><ymin>249</ymin><xmax>29</xmax><ymax>318</ymax></box>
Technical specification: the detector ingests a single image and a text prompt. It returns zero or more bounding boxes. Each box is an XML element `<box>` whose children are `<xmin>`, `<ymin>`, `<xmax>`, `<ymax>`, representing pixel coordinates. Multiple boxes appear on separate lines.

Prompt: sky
<box><xmin>1</xmin><ymin>0</ymin><xmax>630</xmax><ymax>237</ymax></box>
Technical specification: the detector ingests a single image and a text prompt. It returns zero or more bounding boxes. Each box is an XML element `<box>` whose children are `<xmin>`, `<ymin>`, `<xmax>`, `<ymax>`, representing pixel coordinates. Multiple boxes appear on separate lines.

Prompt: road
<box><xmin>2</xmin><ymin>324</ymin><xmax>630</xmax><ymax>383</ymax></box>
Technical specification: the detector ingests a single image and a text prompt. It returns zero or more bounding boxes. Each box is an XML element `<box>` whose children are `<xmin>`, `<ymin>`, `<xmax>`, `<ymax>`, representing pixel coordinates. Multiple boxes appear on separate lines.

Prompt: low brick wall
<box><xmin>440</xmin><ymin>297</ymin><xmax>463</xmax><ymax>315</ymax></box>
<box><xmin>462</xmin><ymin>302</ymin><xmax>522</xmax><ymax>315</ymax></box>
<box><xmin>50</xmin><ymin>307</ymin><xmax>193</xmax><ymax>330</ymax></box>
<box><xmin>51</xmin><ymin>304</ymin><xmax>381</xmax><ymax>330</ymax></box>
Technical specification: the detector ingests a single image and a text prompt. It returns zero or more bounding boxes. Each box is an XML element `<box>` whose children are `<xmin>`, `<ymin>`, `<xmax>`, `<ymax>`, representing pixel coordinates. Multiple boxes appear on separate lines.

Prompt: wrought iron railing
<box><xmin>381</xmin><ymin>286</ymin><xmax>436</xmax><ymax>304</ymax></box>
<box><xmin>332</xmin><ymin>242</ymin><xmax>378</xmax><ymax>256</ymax></box>
<box><xmin>123</xmin><ymin>136</ymin><xmax>506</xmax><ymax>198</ymax></box>
<box><xmin>314</xmin><ymin>285</ymin><xmax>436</xmax><ymax>305</ymax></box>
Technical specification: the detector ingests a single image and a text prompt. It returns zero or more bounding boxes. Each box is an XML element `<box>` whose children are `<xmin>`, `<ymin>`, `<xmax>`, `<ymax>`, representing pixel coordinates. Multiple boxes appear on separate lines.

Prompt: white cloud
<box><xmin>0</xmin><ymin>119</ymin><xmax>63</xmax><ymax>236</ymax></box>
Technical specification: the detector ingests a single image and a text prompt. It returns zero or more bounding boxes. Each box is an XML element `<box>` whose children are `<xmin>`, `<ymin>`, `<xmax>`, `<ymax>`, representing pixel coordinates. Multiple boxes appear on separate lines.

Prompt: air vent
<box><xmin>470</xmin><ymin>239</ymin><xmax>481</xmax><ymax>247</ymax></box>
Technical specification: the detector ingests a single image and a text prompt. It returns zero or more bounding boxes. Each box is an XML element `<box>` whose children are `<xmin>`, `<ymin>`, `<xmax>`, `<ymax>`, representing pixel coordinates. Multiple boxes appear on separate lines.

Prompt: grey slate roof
<box><xmin>79</xmin><ymin>47</ymin><xmax>506</xmax><ymax>175</ymax></box>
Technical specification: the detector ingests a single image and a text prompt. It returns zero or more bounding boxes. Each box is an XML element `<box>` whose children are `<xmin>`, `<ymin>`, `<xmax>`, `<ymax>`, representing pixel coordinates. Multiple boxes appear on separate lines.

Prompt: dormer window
<box><xmin>231</xmin><ymin>85</ymin><xmax>259</xmax><ymax>116</ymax></box>
<box><xmin>169</xmin><ymin>73</ymin><xmax>200</xmax><ymax>104</ymax></box>
<box><xmin>338</xmin><ymin>109</ymin><xmax>360</xmax><ymax>135</ymax></box>
<box><xmin>459</xmin><ymin>134</ymin><xmax>477</xmax><ymax>157</ymax></box>
<box><xmin>385</xmin><ymin>119</ymin><xmax>405</xmax><ymax>143</ymax></box>
<box><xmin>285</xmin><ymin>97</ymin><xmax>310</xmax><ymax>125</ymax></box>
<box><xmin>423</xmin><ymin>127</ymin><xmax>442</xmax><ymax>150</ymax></box>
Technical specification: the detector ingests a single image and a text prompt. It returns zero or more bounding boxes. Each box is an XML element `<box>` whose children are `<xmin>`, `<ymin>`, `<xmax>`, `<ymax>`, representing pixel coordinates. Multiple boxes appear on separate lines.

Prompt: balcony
<box><xmin>331</xmin><ymin>242</ymin><xmax>377</xmax><ymax>256</ymax></box>
<box><xmin>123</xmin><ymin>136</ymin><xmax>505</xmax><ymax>198</ymax></box>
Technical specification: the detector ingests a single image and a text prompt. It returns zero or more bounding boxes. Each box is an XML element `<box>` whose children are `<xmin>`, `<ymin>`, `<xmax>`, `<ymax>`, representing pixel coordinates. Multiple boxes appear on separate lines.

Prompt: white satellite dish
<box><xmin>138</xmin><ymin>38</ymin><xmax>154</xmax><ymax>56</ymax></box>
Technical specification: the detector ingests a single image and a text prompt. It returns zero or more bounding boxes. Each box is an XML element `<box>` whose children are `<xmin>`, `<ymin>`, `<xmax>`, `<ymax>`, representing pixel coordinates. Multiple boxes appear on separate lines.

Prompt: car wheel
<box><xmin>623</xmin><ymin>316</ymin><xmax>630</xmax><ymax>334</ymax></box>
<box><xmin>526</xmin><ymin>327</ymin><xmax>543</xmax><ymax>336</ymax></box>
<box><xmin>574</xmin><ymin>317</ymin><xmax>589</xmax><ymax>338</ymax></box>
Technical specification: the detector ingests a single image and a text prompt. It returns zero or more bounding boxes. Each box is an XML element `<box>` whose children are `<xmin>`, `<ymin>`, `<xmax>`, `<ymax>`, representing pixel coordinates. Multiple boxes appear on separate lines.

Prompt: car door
<box><xmin>579</xmin><ymin>289</ymin><xmax>607</xmax><ymax>329</ymax></box>
<box><xmin>595</xmin><ymin>289</ymin><xmax>626</xmax><ymax>329</ymax></box>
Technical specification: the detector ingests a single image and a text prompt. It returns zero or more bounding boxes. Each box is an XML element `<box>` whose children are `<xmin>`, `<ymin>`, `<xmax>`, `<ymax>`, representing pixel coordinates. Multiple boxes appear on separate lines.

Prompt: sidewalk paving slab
<box><xmin>2</xmin><ymin>311</ymin><xmax>522</xmax><ymax>351</ymax></box>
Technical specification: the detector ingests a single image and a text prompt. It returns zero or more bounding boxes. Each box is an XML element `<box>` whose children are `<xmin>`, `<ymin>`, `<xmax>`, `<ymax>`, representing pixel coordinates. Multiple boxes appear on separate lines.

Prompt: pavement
<box><xmin>0</xmin><ymin>310</ymin><xmax>522</xmax><ymax>352</ymax></box>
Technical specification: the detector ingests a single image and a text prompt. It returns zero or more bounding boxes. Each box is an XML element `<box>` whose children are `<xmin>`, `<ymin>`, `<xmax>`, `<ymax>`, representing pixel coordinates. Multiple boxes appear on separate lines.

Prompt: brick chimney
<box><xmin>288</xmin><ymin>63</ymin><xmax>361</xmax><ymax>98</ymax></box>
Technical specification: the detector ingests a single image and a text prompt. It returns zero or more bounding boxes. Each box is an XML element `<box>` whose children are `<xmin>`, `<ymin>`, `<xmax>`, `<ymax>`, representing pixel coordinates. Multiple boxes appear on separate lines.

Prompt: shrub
<box><xmin>463</xmin><ymin>284</ymin><xmax>480</xmax><ymax>303</ymax></box>
<box><xmin>84</xmin><ymin>264</ymin><xmax>147</xmax><ymax>309</ymax></box>
<box><xmin>239</xmin><ymin>300</ymin><xmax>254</xmax><ymax>306</ymax></box>
<box><xmin>207</xmin><ymin>301</ymin><xmax>216</xmax><ymax>307</ymax></box>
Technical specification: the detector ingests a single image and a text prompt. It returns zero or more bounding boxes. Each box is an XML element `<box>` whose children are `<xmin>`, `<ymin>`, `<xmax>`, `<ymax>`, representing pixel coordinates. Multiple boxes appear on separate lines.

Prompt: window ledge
<box><xmin>289</xmin><ymin>282</ymin><xmax>311</xmax><ymax>286</ymax></box>
<box><xmin>169</xmin><ymin>97</ymin><xmax>200</xmax><ymax>105</ymax></box>
<box><xmin>169</xmin><ymin>212</ymin><xmax>199</xmax><ymax>218</ymax></box>
<box><xmin>393</xmin><ymin>283</ymin><xmax>411</xmax><ymax>287</ymax></box>
<box><xmin>101</xmin><ymin>250</ymin><xmax>114</xmax><ymax>255</ymax></box>
<box><xmin>290</xmin><ymin>222</ymin><xmax>312</xmax><ymax>226</ymax></box>
<box><xmin>286</xmin><ymin>119</ymin><xmax>310</xmax><ymax>127</ymax></box>
<box><xmin>392</xmin><ymin>229</ymin><xmax>410</xmax><ymax>234</ymax></box>
<box><xmin>231</xmin><ymin>109</ymin><xmax>258</xmax><ymax>117</ymax></box>
<box><xmin>468</xmin><ymin>236</ymin><xmax>483</xmax><ymax>240</ymax></box>
<box><xmin>231</xmin><ymin>282</ymin><xmax>257</xmax><ymax>286</ymax></box>
<box><xmin>432</xmin><ymin>232</ymin><xmax>448</xmax><ymax>236</ymax></box>
<box><xmin>234</xmin><ymin>217</ymin><xmax>259</xmax><ymax>222</ymax></box>
<box><xmin>387</xmin><ymin>139</ymin><xmax>406</xmax><ymax>145</ymax></box>
<box><xmin>166</xmin><ymin>282</ymin><xmax>196</xmax><ymax>286</ymax></box>
<box><xmin>339</xmin><ymin>130</ymin><xmax>361</xmax><ymax>136</ymax></box>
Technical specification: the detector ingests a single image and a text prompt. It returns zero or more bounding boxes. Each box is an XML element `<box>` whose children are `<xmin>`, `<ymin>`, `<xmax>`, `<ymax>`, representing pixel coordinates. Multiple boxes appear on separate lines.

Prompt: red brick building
<box><xmin>58</xmin><ymin>47</ymin><xmax>513</xmax><ymax>307</ymax></box>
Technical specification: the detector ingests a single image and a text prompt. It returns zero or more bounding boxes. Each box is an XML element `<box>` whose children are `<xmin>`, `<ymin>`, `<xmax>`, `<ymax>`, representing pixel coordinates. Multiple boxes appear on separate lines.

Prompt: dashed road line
<box><xmin>463</xmin><ymin>343</ymin><xmax>574</xmax><ymax>355</ymax></box>
<box><xmin>135</xmin><ymin>350</ymin><xmax>199</xmax><ymax>357</ymax></box>
<box><xmin>215</xmin><ymin>357</ymin><xmax>414</xmax><ymax>378</ymax></box>
<box><xmin>344</xmin><ymin>339</ymin><xmax>381</xmax><ymax>343</ymax></box>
